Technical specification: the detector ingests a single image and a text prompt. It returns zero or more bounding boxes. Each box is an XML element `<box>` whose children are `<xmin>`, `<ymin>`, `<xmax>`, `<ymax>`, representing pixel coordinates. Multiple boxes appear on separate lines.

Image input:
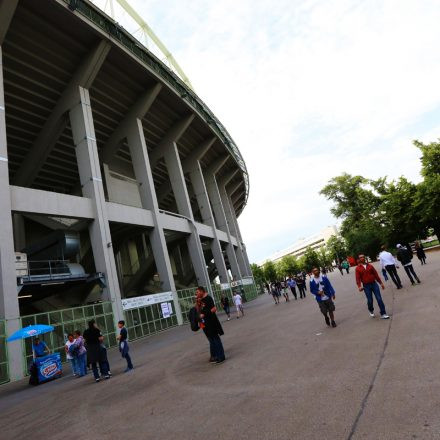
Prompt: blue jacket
<box><xmin>310</xmin><ymin>276</ymin><xmax>335</xmax><ymax>302</ymax></box>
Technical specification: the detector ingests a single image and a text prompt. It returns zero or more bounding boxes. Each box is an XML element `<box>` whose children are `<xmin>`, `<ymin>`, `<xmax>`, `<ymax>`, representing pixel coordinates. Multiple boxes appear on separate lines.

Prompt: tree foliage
<box><xmin>414</xmin><ymin>139</ymin><xmax>440</xmax><ymax>239</ymax></box>
<box><xmin>302</xmin><ymin>247</ymin><xmax>321</xmax><ymax>272</ymax></box>
<box><xmin>262</xmin><ymin>260</ymin><xmax>277</xmax><ymax>282</ymax></box>
<box><xmin>250</xmin><ymin>263</ymin><xmax>265</xmax><ymax>286</ymax></box>
<box><xmin>320</xmin><ymin>139</ymin><xmax>440</xmax><ymax>259</ymax></box>
<box><xmin>326</xmin><ymin>235</ymin><xmax>347</xmax><ymax>263</ymax></box>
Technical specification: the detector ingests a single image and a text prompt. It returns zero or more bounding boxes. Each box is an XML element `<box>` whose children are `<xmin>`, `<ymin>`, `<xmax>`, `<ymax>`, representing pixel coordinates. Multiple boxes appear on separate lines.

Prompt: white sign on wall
<box><xmin>242</xmin><ymin>278</ymin><xmax>254</xmax><ymax>286</ymax></box>
<box><xmin>121</xmin><ymin>292</ymin><xmax>174</xmax><ymax>311</ymax></box>
<box><xmin>161</xmin><ymin>302</ymin><xmax>171</xmax><ymax>318</ymax></box>
<box><xmin>220</xmin><ymin>283</ymin><xmax>230</xmax><ymax>290</ymax></box>
<box><xmin>230</xmin><ymin>280</ymin><xmax>242</xmax><ymax>288</ymax></box>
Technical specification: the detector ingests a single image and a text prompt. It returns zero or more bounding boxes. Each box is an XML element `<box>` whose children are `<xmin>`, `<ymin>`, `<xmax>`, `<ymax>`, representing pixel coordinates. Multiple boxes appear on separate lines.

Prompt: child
<box><xmin>220</xmin><ymin>294</ymin><xmax>231</xmax><ymax>321</ymax></box>
<box><xmin>381</xmin><ymin>267</ymin><xmax>389</xmax><ymax>281</ymax></box>
<box><xmin>65</xmin><ymin>333</ymin><xmax>78</xmax><ymax>376</ymax></box>
<box><xmin>233</xmin><ymin>291</ymin><xmax>244</xmax><ymax>319</ymax></box>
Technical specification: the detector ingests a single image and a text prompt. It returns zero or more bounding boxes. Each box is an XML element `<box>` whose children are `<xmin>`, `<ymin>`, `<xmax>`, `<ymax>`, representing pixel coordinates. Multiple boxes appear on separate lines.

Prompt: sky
<box><xmin>93</xmin><ymin>0</ymin><xmax>440</xmax><ymax>263</ymax></box>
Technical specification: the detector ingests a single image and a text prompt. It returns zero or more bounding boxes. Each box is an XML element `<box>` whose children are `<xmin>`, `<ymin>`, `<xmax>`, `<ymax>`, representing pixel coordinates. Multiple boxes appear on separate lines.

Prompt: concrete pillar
<box><xmin>188</xmin><ymin>161</ymin><xmax>229</xmax><ymax>283</ymax></box>
<box><xmin>227</xmin><ymin>194</ymin><xmax>252</xmax><ymax>276</ymax></box>
<box><xmin>204</xmin><ymin>174</ymin><xmax>242</xmax><ymax>280</ymax></box>
<box><xmin>12</xmin><ymin>214</ymin><xmax>26</xmax><ymax>252</ymax></box>
<box><xmin>0</xmin><ymin>46</ymin><xmax>24</xmax><ymax>380</ymax></box>
<box><xmin>69</xmin><ymin>86</ymin><xmax>124</xmax><ymax>324</ymax></box>
<box><xmin>163</xmin><ymin>142</ymin><xmax>211</xmax><ymax>289</ymax></box>
<box><xmin>125</xmin><ymin>118</ymin><xmax>183</xmax><ymax>324</ymax></box>
<box><xmin>219</xmin><ymin>185</ymin><xmax>251</xmax><ymax>277</ymax></box>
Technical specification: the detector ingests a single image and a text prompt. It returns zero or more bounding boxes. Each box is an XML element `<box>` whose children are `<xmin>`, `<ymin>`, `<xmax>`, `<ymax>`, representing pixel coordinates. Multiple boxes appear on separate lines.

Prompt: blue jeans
<box><xmin>123</xmin><ymin>352</ymin><xmax>133</xmax><ymax>369</ymax></box>
<box><xmin>208</xmin><ymin>335</ymin><xmax>225</xmax><ymax>361</ymax></box>
<box><xmin>363</xmin><ymin>282</ymin><xmax>387</xmax><ymax>315</ymax></box>
<box><xmin>69</xmin><ymin>358</ymin><xmax>79</xmax><ymax>375</ymax></box>
<box><xmin>77</xmin><ymin>353</ymin><xmax>87</xmax><ymax>376</ymax></box>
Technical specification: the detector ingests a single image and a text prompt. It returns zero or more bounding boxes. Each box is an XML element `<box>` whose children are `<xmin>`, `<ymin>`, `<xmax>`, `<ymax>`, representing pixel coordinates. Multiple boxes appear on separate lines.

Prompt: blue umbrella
<box><xmin>7</xmin><ymin>324</ymin><xmax>54</xmax><ymax>342</ymax></box>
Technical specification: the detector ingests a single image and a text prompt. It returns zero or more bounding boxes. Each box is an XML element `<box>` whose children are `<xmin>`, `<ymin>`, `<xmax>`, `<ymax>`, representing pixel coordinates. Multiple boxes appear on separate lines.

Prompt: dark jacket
<box><xmin>396</xmin><ymin>247</ymin><xmax>413</xmax><ymax>265</ymax></box>
<box><xmin>201</xmin><ymin>295</ymin><xmax>224</xmax><ymax>338</ymax></box>
<box><xmin>416</xmin><ymin>247</ymin><xmax>426</xmax><ymax>259</ymax></box>
<box><xmin>83</xmin><ymin>327</ymin><xmax>105</xmax><ymax>364</ymax></box>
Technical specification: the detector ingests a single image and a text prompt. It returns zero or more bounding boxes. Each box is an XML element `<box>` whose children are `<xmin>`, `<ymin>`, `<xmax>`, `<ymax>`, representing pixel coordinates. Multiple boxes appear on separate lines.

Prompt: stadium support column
<box><xmin>0</xmin><ymin>46</ymin><xmax>24</xmax><ymax>381</ymax></box>
<box><xmin>126</xmin><ymin>118</ymin><xmax>183</xmax><ymax>325</ymax></box>
<box><xmin>187</xmin><ymin>161</ymin><xmax>229</xmax><ymax>284</ymax></box>
<box><xmin>163</xmin><ymin>142</ymin><xmax>211</xmax><ymax>289</ymax></box>
<box><xmin>205</xmin><ymin>174</ymin><xmax>242</xmax><ymax>281</ymax></box>
<box><xmin>219</xmin><ymin>184</ymin><xmax>251</xmax><ymax>277</ymax></box>
<box><xmin>69</xmin><ymin>86</ymin><xmax>124</xmax><ymax>324</ymax></box>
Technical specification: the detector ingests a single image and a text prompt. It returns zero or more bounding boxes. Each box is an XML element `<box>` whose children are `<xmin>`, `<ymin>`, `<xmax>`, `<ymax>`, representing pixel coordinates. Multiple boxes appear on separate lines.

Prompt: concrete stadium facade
<box><xmin>0</xmin><ymin>0</ymin><xmax>253</xmax><ymax>381</ymax></box>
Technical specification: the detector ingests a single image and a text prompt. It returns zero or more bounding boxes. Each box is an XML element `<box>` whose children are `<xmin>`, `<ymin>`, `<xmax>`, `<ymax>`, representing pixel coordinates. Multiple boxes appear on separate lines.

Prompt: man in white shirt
<box><xmin>379</xmin><ymin>245</ymin><xmax>403</xmax><ymax>289</ymax></box>
<box><xmin>233</xmin><ymin>291</ymin><xmax>244</xmax><ymax>319</ymax></box>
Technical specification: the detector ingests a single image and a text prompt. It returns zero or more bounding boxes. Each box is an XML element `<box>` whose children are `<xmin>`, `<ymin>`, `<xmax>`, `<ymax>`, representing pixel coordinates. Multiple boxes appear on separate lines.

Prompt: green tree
<box><xmin>344</xmin><ymin>226</ymin><xmax>384</xmax><ymax>260</ymax></box>
<box><xmin>250</xmin><ymin>263</ymin><xmax>265</xmax><ymax>286</ymax></box>
<box><xmin>320</xmin><ymin>173</ymin><xmax>381</xmax><ymax>235</ymax></box>
<box><xmin>326</xmin><ymin>235</ymin><xmax>347</xmax><ymax>263</ymax></box>
<box><xmin>302</xmin><ymin>247</ymin><xmax>321</xmax><ymax>272</ymax></box>
<box><xmin>371</xmin><ymin>176</ymin><xmax>426</xmax><ymax>246</ymax></box>
<box><xmin>318</xmin><ymin>246</ymin><xmax>333</xmax><ymax>268</ymax></box>
<box><xmin>278</xmin><ymin>255</ymin><xmax>299</xmax><ymax>277</ymax></box>
<box><xmin>414</xmin><ymin>139</ymin><xmax>440</xmax><ymax>240</ymax></box>
<box><xmin>262</xmin><ymin>260</ymin><xmax>277</xmax><ymax>282</ymax></box>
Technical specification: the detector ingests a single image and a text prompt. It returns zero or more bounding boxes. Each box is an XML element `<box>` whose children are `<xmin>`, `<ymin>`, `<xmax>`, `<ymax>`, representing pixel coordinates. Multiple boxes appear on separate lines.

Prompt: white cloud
<box><xmin>93</xmin><ymin>0</ymin><xmax>440</xmax><ymax>262</ymax></box>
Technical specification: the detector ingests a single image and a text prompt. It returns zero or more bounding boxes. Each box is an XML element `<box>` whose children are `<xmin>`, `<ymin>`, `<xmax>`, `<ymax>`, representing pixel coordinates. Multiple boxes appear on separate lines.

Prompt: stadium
<box><xmin>0</xmin><ymin>0</ymin><xmax>256</xmax><ymax>382</ymax></box>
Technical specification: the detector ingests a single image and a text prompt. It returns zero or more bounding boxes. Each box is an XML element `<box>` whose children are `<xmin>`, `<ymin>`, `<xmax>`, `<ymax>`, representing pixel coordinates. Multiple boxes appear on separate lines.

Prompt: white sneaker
<box><xmin>381</xmin><ymin>314</ymin><xmax>390</xmax><ymax>319</ymax></box>
<box><xmin>369</xmin><ymin>312</ymin><xmax>375</xmax><ymax>317</ymax></box>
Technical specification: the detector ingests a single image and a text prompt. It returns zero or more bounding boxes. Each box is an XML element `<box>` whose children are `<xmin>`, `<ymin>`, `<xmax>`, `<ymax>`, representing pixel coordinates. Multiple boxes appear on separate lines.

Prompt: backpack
<box><xmin>68</xmin><ymin>343</ymin><xmax>79</xmax><ymax>356</ymax></box>
<box><xmin>188</xmin><ymin>307</ymin><xmax>200</xmax><ymax>332</ymax></box>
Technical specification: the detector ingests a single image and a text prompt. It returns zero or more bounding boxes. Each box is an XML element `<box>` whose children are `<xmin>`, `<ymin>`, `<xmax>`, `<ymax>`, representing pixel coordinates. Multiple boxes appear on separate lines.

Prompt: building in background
<box><xmin>0</xmin><ymin>0</ymin><xmax>254</xmax><ymax>382</ymax></box>
<box><xmin>260</xmin><ymin>226</ymin><xmax>339</xmax><ymax>264</ymax></box>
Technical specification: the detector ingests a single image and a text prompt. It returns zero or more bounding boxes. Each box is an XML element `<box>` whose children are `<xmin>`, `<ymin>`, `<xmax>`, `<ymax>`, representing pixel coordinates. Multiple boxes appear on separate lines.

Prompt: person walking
<box><xmin>415</xmin><ymin>241</ymin><xmax>427</xmax><ymax>265</ymax></box>
<box><xmin>220</xmin><ymin>294</ymin><xmax>231</xmax><ymax>321</ymax></box>
<box><xmin>83</xmin><ymin>320</ymin><xmax>110</xmax><ymax>382</ymax></box>
<box><xmin>379</xmin><ymin>245</ymin><xmax>403</xmax><ymax>289</ymax></box>
<box><xmin>310</xmin><ymin>267</ymin><xmax>337</xmax><ymax>328</ymax></box>
<box><xmin>337</xmin><ymin>263</ymin><xmax>344</xmax><ymax>276</ymax></box>
<box><xmin>287</xmin><ymin>277</ymin><xmax>297</xmax><ymax>300</ymax></box>
<box><xmin>296</xmin><ymin>275</ymin><xmax>307</xmax><ymax>298</ymax></box>
<box><xmin>117</xmin><ymin>320</ymin><xmax>134</xmax><ymax>372</ymax></box>
<box><xmin>196</xmin><ymin>286</ymin><xmax>226</xmax><ymax>364</ymax></box>
<box><xmin>233</xmin><ymin>290</ymin><xmax>244</xmax><ymax>318</ymax></box>
<box><xmin>65</xmin><ymin>334</ymin><xmax>78</xmax><ymax>376</ymax></box>
<box><xmin>381</xmin><ymin>268</ymin><xmax>389</xmax><ymax>282</ymax></box>
<box><xmin>341</xmin><ymin>260</ymin><xmax>350</xmax><ymax>274</ymax></box>
<box><xmin>301</xmin><ymin>271</ymin><xmax>308</xmax><ymax>291</ymax></box>
<box><xmin>355</xmin><ymin>254</ymin><xmax>390</xmax><ymax>319</ymax></box>
<box><xmin>396</xmin><ymin>244</ymin><xmax>421</xmax><ymax>285</ymax></box>
<box><xmin>270</xmin><ymin>282</ymin><xmax>280</xmax><ymax>304</ymax></box>
<box><xmin>280</xmin><ymin>280</ymin><xmax>290</xmax><ymax>302</ymax></box>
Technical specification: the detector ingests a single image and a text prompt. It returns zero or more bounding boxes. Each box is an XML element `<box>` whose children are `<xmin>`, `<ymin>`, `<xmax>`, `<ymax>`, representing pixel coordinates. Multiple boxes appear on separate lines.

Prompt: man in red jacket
<box><xmin>355</xmin><ymin>254</ymin><xmax>390</xmax><ymax>319</ymax></box>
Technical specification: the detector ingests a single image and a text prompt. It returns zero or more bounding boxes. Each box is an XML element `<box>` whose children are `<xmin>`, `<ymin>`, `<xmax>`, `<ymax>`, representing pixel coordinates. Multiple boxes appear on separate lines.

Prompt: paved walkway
<box><xmin>1</xmin><ymin>251</ymin><xmax>439</xmax><ymax>440</ymax></box>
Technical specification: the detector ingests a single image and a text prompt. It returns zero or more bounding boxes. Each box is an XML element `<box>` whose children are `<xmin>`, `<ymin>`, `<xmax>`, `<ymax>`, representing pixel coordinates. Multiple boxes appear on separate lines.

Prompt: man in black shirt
<box><xmin>83</xmin><ymin>320</ymin><xmax>110</xmax><ymax>382</ymax></box>
<box><xmin>117</xmin><ymin>320</ymin><xmax>134</xmax><ymax>372</ymax></box>
<box><xmin>196</xmin><ymin>286</ymin><xmax>226</xmax><ymax>364</ymax></box>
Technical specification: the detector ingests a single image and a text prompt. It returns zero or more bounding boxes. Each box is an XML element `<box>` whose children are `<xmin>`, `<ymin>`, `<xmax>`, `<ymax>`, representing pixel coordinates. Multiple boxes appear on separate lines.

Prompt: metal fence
<box><xmin>177</xmin><ymin>287</ymin><xmax>199</xmax><ymax>324</ymax></box>
<box><xmin>124</xmin><ymin>301</ymin><xmax>179</xmax><ymax>341</ymax></box>
<box><xmin>20</xmin><ymin>302</ymin><xmax>116</xmax><ymax>374</ymax></box>
<box><xmin>0</xmin><ymin>320</ymin><xmax>8</xmax><ymax>384</ymax></box>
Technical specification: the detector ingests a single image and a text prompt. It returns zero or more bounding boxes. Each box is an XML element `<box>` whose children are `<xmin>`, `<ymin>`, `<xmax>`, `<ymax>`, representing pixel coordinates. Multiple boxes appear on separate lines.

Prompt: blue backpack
<box><xmin>68</xmin><ymin>343</ymin><xmax>79</xmax><ymax>356</ymax></box>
